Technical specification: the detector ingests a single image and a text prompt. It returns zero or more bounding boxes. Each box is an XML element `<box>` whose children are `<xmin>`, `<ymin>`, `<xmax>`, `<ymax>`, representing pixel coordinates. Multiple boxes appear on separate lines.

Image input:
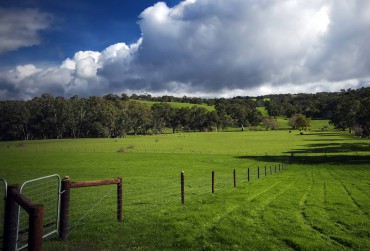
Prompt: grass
<box><xmin>0</xmin><ymin>128</ymin><xmax>369</xmax><ymax>250</ymax></box>
<box><xmin>132</xmin><ymin>99</ymin><xmax>215</xmax><ymax>111</ymax></box>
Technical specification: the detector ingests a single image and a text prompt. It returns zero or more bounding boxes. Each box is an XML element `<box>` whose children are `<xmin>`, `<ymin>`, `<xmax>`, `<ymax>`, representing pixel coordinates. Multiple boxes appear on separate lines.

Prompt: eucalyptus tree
<box><xmin>127</xmin><ymin>101</ymin><xmax>152</xmax><ymax>135</ymax></box>
<box><xmin>0</xmin><ymin>100</ymin><xmax>30</xmax><ymax>140</ymax></box>
<box><xmin>151</xmin><ymin>102</ymin><xmax>173</xmax><ymax>134</ymax></box>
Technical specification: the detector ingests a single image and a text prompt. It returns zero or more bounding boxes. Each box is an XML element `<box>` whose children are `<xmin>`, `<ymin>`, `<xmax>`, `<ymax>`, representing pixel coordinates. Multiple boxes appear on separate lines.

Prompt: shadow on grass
<box><xmin>236</xmin><ymin>155</ymin><xmax>370</xmax><ymax>165</ymax></box>
<box><xmin>290</xmin><ymin>142</ymin><xmax>370</xmax><ymax>154</ymax></box>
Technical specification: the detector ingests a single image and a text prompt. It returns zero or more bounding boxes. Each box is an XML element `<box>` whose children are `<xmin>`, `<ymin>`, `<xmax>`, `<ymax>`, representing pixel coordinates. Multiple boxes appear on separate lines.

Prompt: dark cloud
<box><xmin>1</xmin><ymin>0</ymin><xmax>370</xmax><ymax>99</ymax></box>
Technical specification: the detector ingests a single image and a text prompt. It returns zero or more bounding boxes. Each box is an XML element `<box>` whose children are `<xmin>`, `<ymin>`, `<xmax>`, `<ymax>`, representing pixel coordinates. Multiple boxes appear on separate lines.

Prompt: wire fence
<box><xmin>1</xmin><ymin>154</ymin><xmax>291</xmax><ymax>250</ymax></box>
<box><xmin>17</xmin><ymin>175</ymin><xmax>60</xmax><ymax>250</ymax></box>
<box><xmin>66</xmin><ymin>183</ymin><xmax>118</xmax><ymax>239</ymax></box>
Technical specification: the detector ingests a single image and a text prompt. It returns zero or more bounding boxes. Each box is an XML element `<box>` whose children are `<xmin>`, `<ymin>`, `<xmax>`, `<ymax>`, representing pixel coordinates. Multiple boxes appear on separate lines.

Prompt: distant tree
<box><xmin>120</xmin><ymin>93</ymin><xmax>129</xmax><ymax>101</ymax></box>
<box><xmin>127</xmin><ymin>101</ymin><xmax>152</xmax><ymax>135</ymax></box>
<box><xmin>189</xmin><ymin>106</ymin><xmax>208</xmax><ymax>131</ymax></box>
<box><xmin>331</xmin><ymin>97</ymin><xmax>360</xmax><ymax>133</ymax></box>
<box><xmin>0</xmin><ymin>101</ymin><xmax>30</xmax><ymax>140</ymax></box>
<box><xmin>264</xmin><ymin>100</ymin><xmax>283</xmax><ymax>118</ymax></box>
<box><xmin>356</xmin><ymin>97</ymin><xmax>370</xmax><ymax>137</ymax></box>
<box><xmin>103</xmin><ymin>94</ymin><xmax>120</xmax><ymax>101</ymax></box>
<box><xmin>177</xmin><ymin>107</ymin><xmax>192</xmax><ymax>132</ymax></box>
<box><xmin>84</xmin><ymin>97</ymin><xmax>117</xmax><ymax>138</ymax></box>
<box><xmin>112</xmin><ymin>100</ymin><xmax>130</xmax><ymax>138</ymax></box>
<box><xmin>151</xmin><ymin>103</ymin><xmax>173</xmax><ymax>134</ymax></box>
<box><xmin>288</xmin><ymin>114</ymin><xmax>310</xmax><ymax>130</ymax></box>
<box><xmin>263</xmin><ymin>117</ymin><xmax>279</xmax><ymax>130</ymax></box>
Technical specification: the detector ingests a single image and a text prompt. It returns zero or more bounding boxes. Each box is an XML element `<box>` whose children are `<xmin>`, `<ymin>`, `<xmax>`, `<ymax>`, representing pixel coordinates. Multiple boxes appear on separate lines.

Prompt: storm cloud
<box><xmin>1</xmin><ymin>0</ymin><xmax>370</xmax><ymax>99</ymax></box>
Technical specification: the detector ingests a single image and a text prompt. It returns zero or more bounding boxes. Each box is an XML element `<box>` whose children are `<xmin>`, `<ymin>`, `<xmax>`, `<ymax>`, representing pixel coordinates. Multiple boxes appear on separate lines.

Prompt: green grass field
<box><xmin>0</xmin><ymin>128</ymin><xmax>369</xmax><ymax>250</ymax></box>
<box><xmin>133</xmin><ymin>99</ymin><xmax>215</xmax><ymax>111</ymax></box>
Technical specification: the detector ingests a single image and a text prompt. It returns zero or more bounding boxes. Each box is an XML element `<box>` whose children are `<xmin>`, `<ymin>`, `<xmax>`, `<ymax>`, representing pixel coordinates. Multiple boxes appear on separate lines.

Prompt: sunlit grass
<box><xmin>0</xmin><ymin>128</ymin><xmax>369</xmax><ymax>250</ymax></box>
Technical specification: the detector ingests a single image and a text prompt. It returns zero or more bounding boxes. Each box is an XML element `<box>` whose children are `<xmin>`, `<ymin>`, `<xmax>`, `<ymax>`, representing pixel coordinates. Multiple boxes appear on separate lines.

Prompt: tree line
<box><xmin>0</xmin><ymin>93</ymin><xmax>263</xmax><ymax>140</ymax></box>
<box><xmin>263</xmin><ymin>88</ymin><xmax>370</xmax><ymax>136</ymax></box>
<box><xmin>0</xmin><ymin>87</ymin><xmax>369</xmax><ymax>140</ymax></box>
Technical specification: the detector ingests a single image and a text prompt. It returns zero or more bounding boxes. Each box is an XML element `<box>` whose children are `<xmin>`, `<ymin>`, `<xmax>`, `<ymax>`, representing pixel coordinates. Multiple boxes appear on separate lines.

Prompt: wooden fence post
<box><xmin>117</xmin><ymin>177</ymin><xmax>123</xmax><ymax>222</ymax></box>
<box><xmin>28</xmin><ymin>204</ymin><xmax>44</xmax><ymax>251</ymax></box>
<box><xmin>212</xmin><ymin>171</ymin><xmax>215</xmax><ymax>193</ymax></box>
<box><xmin>59</xmin><ymin>177</ymin><xmax>71</xmax><ymax>240</ymax></box>
<box><xmin>247</xmin><ymin>168</ymin><xmax>250</xmax><ymax>182</ymax></box>
<box><xmin>3</xmin><ymin>185</ymin><xmax>19</xmax><ymax>251</ymax></box>
<box><xmin>233</xmin><ymin>169</ymin><xmax>236</xmax><ymax>187</ymax></box>
<box><xmin>258</xmin><ymin>166</ymin><xmax>260</xmax><ymax>179</ymax></box>
<box><xmin>181</xmin><ymin>171</ymin><xmax>185</xmax><ymax>204</ymax></box>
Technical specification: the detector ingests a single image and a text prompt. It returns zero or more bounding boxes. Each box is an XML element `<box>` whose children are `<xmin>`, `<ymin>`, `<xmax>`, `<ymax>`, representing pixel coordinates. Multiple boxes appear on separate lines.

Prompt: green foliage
<box><xmin>289</xmin><ymin>114</ymin><xmax>311</xmax><ymax>130</ymax></box>
<box><xmin>1</xmin><ymin>88</ymin><xmax>370</xmax><ymax>140</ymax></box>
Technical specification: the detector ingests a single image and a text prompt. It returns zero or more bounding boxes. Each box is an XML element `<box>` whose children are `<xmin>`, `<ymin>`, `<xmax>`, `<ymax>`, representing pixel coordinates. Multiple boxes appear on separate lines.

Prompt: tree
<box><xmin>189</xmin><ymin>106</ymin><xmax>208</xmax><ymax>131</ymax></box>
<box><xmin>69</xmin><ymin>96</ymin><xmax>87</xmax><ymax>138</ymax></box>
<box><xmin>263</xmin><ymin>117</ymin><xmax>279</xmax><ymax>130</ymax></box>
<box><xmin>84</xmin><ymin>97</ymin><xmax>117</xmax><ymax>138</ymax></box>
<box><xmin>288</xmin><ymin>114</ymin><xmax>310</xmax><ymax>130</ymax></box>
<box><xmin>127</xmin><ymin>101</ymin><xmax>152</xmax><ymax>135</ymax></box>
<box><xmin>151</xmin><ymin>103</ymin><xmax>173</xmax><ymax>134</ymax></box>
<box><xmin>0</xmin><ymin>101</ymin><xmax>30</xmax><ymax>140</ymax></box>
<box><xmin>264</xmin><ymin>100</ymin><xmax>283</xmax><ymax>119</ymax></box>
<box><xmin>331</xmin><ymin>98</ymin><xmax>360</xmax><ymax>133</ymax></box>
<box><xmin>112</xmin><ymin>100</ymin><xmax>130</xmax><ymax>138</ymax></box>
<box><xmin>356</xmin><ymin>97</ymin><xmax>370</xmax><ymax>137</ymax></box>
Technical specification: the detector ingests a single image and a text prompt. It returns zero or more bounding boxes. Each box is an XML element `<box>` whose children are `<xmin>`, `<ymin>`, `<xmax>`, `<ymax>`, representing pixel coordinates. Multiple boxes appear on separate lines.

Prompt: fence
<box><xmin>1</xmin><ymin>157</ymin><xmax>290</xmax><ymax>248</ymax></box>
<box><xmin>0</xmin><ymin>178</ymin><xmax>7</xmax><ymax>250</ymax></box>
<box><xmin>59</xmin><ymin>177</ymin><xmax>122</xmax><ymax>240</ymax></box>
<box><xmin>180</xmin><ymin>163</ymin><xmax>287</xmax><ymax>204</ymax></box>
<box><xmin>3</xmin><ymin>185</ymin><xmax>44</xmax><ymax>251</ymax></box>
<box><xmin>1</xmin><ymin>175</ymin><xmax>122</xmax><ymax>250</ymax></box>
<box><xmin>17</xmin><ymin>174</ymin><xmax>61</xmax><ymax>250</ymax></box>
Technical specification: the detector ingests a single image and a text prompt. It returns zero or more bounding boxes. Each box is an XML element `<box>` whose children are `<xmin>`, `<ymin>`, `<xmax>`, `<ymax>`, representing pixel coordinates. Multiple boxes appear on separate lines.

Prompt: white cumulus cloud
<box><xmin>1</xmin><ymin>0</ymin><xmax>370</xmax><ymax>99</ymax></box>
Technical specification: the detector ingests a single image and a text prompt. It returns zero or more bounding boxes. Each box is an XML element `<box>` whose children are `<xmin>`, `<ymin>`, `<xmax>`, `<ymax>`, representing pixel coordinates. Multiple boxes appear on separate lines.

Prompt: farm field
<box><xmin>0</xmin><ymin>129</ymin><xmax>369</xmax><ymax>250</ymax></box>
<box><xmin>133</xmin><ymin>99</ymin><xmax>215</xmax><ymax>111</ymax></box>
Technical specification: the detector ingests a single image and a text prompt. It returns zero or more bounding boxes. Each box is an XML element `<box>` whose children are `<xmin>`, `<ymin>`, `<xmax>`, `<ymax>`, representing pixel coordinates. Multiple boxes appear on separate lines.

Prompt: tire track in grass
<box><xmin>327</xmin><ymin>168</ymin><xmax>369</xmax><ymax>217</ymax></box>
<box><xmin>258</xmin><ymin>179</ymin><xmax>297</xmax><ymax>220</ymax></box>
<box><xmin>324</xmin><ymin>167</ymin><xmax>369</xmax><ymax>248</ymax></box>
<box><xmin>297</xmin><ymin>166</ymin><xmax>348</xmax><ymax>249</ymax></box>
<box><xmin>201</xmin><ymin>181</ymin><xmax>283</xmax><ymax>231</ymax></box>
<box><xmin>333</xmin><ymin>169</ymin><xmax>370</xmax><ymax>200</ymax></box>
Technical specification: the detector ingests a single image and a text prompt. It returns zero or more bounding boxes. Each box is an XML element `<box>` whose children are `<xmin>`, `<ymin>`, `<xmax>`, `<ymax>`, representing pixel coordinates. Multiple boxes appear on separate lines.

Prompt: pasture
<box><xmin>0</xmin><ymin>129</ymin><xmax>369</xmax><ymax>250</ymax></box>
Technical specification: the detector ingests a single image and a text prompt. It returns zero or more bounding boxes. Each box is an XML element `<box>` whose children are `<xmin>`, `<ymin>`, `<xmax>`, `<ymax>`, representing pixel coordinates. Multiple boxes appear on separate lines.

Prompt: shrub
<box><xmin>117</xmin><ymin>147</ymin><xmax>125</xmax><ymax>153</ymax></box>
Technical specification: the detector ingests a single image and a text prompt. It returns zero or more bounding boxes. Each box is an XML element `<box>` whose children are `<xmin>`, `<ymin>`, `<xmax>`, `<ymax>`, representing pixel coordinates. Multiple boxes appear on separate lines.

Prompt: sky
<box><xmin>0</xmin><ymin>0</ymin><xmax>369</xmax><ymax>100</ymax></box>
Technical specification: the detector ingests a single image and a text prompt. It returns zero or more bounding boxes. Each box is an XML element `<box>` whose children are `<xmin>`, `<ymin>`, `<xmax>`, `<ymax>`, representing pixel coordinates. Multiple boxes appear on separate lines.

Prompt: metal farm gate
<box><xmin>17</xmin><ymin>174</ymin><xmax>61</xmax><ymax>250</ymax></box>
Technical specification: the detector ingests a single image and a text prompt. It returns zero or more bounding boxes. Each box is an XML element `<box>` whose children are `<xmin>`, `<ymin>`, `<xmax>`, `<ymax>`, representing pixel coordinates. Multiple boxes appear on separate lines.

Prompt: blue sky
<box><xmin>0</xmin><ymin>0</ymin><xmax>369</xmax><ymax>99</ymax></box>
<box><xmin>0</xmin><ymin>0</ymin><xmax>180</xmax><ymax>67</ymax></box>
